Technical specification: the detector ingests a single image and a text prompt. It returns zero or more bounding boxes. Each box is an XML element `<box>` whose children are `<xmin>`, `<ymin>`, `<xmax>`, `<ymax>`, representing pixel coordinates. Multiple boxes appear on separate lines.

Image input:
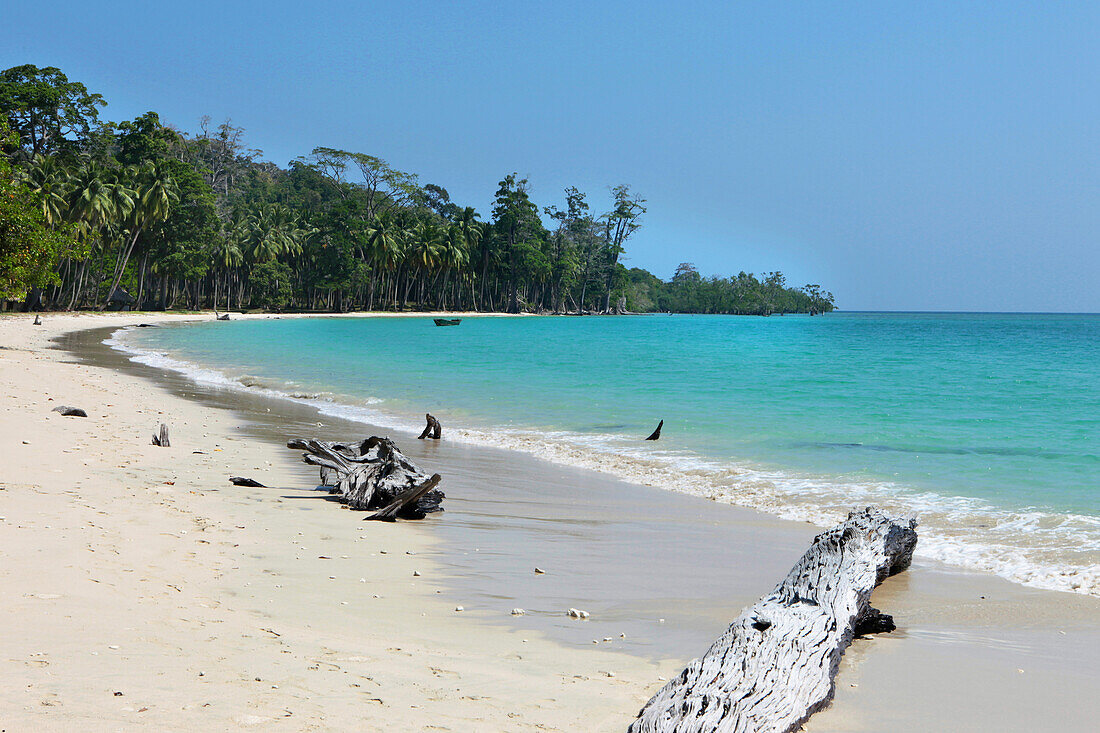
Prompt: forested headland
<box><xmin>1</xmin><ymin>65</ymin><xmax>835</xmax><ymax>316</ymax></box>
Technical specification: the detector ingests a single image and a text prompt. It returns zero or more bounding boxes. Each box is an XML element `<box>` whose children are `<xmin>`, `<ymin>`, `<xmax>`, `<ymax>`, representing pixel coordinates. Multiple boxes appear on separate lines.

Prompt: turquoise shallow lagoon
<box><xmin>112</xmin><ymin>312</ymin><xmax>1100</xmax><ymax>595</ymax></box>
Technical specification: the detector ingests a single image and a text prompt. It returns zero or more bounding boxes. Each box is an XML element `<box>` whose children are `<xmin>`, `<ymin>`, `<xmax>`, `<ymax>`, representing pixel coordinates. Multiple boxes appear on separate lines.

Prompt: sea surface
<box><xmin>108</xmin><ymin>313</ymin><xmax>1100</xmax><ymax>596</ymax></box>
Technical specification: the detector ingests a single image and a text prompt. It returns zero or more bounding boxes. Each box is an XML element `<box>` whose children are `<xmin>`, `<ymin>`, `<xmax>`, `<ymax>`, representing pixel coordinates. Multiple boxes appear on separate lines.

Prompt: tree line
<box><xmin>0</xmin><ymin>65</ymin><xmax>835</xmax><ymax>315</ymax></box>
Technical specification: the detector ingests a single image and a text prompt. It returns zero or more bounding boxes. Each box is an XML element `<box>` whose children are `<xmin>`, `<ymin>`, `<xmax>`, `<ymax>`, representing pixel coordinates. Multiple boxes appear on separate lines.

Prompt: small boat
<box><xmin>434</xmin><ymin>318</ymin><xmax>461</xmax><ymax>326</ymax></box>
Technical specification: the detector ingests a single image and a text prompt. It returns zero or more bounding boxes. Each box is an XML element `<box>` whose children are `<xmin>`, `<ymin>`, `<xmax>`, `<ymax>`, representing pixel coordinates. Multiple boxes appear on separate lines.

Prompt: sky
<box><xmin>6</xmin><ymin>1</ymin><xmax>1100</xmax><ymax>311</ymax></box>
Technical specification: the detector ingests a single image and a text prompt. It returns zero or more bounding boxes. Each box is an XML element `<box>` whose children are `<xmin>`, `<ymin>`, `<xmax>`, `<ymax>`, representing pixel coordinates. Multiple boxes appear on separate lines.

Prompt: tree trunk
<box><xmin>630</xmin><ymin>507</ymin><xmax>918</xmax><ymax>733</ymax></box>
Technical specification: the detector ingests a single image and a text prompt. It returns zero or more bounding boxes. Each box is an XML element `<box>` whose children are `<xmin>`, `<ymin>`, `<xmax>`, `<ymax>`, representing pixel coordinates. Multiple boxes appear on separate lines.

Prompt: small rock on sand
<box><xmin>567</xmin><ymin>608</ymin><xmax>590</xmax><ymax>619</ymax></box>
<box><xmin>511</xmin><ymin>608</ymin><xmax>525</xmax><ymax>615</ymax></box>
<box><xmin>455</xmin><ymin>606</ymin><xmax>464</xmax><ymax>612</ymax></box>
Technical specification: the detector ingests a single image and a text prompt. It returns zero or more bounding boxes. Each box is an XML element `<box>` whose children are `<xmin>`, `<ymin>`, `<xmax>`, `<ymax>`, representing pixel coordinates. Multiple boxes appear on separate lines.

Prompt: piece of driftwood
<box><xmin>51</xmin><ymin>405</ymin><xmax>87</xmax><ymax>417</ymax></box>
<box><xmin>417</xmin><ymin>413</ymin><xmax>442</xmax><ymax>440</ymax></box>
<box><xmin>151</xmin><ymin>423</ymin><xmax>170</xmax><ymax>447</ymax></box>
<box><xmin>645</xmin><ymin>420</ymin><xmax>664</xmax><ymax>441</ymax></box>
<box><xmin>366</xmin><ymin>473</ymin><xmax>442</xmax><ymax>521</ymax></box>
<box><xmin>230</xmin><ymin>477</ymin><xmax>266</xmax><ymax>487</ymax></box>
<box><xmin>33</xmin><ymin>314</ymin><xmax>42</xmax><ymax>325</ymax></box>
<box><xmin>286</xmin><ymin>436</ymin><xmax>444</xmax><ymax>519</ymax></box>
<box><xmin>630</xmin><ymin>507</ymin><xmax>918</xmax><ymax>733</ymax></box>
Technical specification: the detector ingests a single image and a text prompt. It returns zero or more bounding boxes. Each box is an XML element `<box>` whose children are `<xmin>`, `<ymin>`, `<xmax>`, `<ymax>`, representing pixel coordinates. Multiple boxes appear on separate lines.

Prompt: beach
<box><xmin>2</xmin><ymin>312</ymin><xmax>1099</xmax><ymax>732</ymax></box>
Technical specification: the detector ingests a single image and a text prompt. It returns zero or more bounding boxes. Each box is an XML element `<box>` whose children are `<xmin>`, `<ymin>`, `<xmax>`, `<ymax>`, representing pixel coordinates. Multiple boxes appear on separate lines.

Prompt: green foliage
<box><xmin>0</xmin><ymin>121</ymin><xmax>74</xmax><ymax>299</ymax></box>
<box><xmin>0</xmin><ymin>174</ymin><xmax>73</xmax><ymax>299</ymax></box>
<box><xmin>627</xmin><ymin>263</ymin><xmax>836</xmax><ymax>315</ymax></box>
<box><xmin>249</xmin><ymin>259</ymin><xmax>293</xmax><ymax>311</ymax></box>
<box><xmin>0</xmin><ymin>65</ymin><xmax>105</xmax><ymax>158</ymax></box>
<box><xmin>0</xmin><ymin>63</ymin><xmax>836</xmax><ymax>315</ymax></box>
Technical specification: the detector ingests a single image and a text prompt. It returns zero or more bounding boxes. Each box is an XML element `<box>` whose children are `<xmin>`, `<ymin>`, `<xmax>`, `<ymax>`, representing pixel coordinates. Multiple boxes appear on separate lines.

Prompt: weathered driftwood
<box><xmin>366</xmin><ymin>473</ymin><xmax>442</xmax><ymax>521</ymax></box>
<box><xmin>151</xmin><ymin>423</ymin><xmax>170</xmax><ymax>447</ymax></box>
<box><xmin>33</xmin><ymin>314</ymin><xmax>42</xmax><ymax>326</ymax></box>
<box><xmin>417</xmin><ymin>413</ymin><xmax>442</xmax><ymax>440</ymax></box>
<box><xmin>51</xmin><ymin>405</ymin><xmax>87</xmax><ymax>417</ymax></box>
<box><xmin>630</xmin><ymin>507</ymin><xmax>918</xmax><ymax>733</ymax></box>
<box><xmin>230</xmin><ymin>476</ymin><xmax>266</xmax><ymax>487</ymax></box>
<box><xmin>286</xmin><ymin>436</ymin><xmax>444</xmax><ymax>519</ymax></box>
<box><xmin>645</xmin><ymin>420</ymin><xmax>664</xmax><ymax>441</ymax></box>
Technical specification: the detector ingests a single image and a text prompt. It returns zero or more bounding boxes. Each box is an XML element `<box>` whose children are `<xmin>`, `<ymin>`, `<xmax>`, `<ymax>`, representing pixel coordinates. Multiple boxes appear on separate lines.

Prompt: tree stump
<box><xmin>417</xmin><ymin>413</ymin><xmax>442</xmax><ymax>440</ymax></box>
<box><xmin>286</xmin><ymin>436</ymin><xmax>444</xmax><ymax>519</ymax></box>
<box><xmin>630</xmin><ymin>507</ymin><xmax>918</xmax><ymax>733</ymax></box>
<box><xmin>151</xmin><ymin>423</ymin><xmax>170</xmax><ymax>447</ymax></box>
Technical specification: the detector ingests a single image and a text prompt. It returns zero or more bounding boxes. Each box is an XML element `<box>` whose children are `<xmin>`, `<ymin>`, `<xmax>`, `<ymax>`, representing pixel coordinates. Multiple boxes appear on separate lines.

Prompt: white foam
<box><xmin>105</xmin><ymin>326</ymin><xmax>1100</xmax><ymax>597</ymax></box>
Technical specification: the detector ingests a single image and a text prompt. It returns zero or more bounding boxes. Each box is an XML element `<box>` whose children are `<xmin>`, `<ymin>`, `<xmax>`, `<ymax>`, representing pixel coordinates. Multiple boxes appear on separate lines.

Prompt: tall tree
<box><xmin>0</xmin><ymin>65</ymin><xmax>105</xmax><ymax>158</ymax></box>
<box><xmin>0</xmin><ymin>121</ymin><xmax>75</xmax><ymax>301</ymax></box>
<box><xmin>599</xmin><ymin>184</ymin><xmax>646</xmax><ymax>312</ymax></box>
<box><xmin>491</xmin><ymin>174</ymin><xmax>544</xmax><ymax>312</ymax></box>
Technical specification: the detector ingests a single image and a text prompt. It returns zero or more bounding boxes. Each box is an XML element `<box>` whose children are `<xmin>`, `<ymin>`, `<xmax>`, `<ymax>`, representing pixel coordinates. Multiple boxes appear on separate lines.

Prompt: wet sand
<box><xmin>3</xmin><ymin>312</ymin><xmax>1099</xmax><ymax>731</ymax></box>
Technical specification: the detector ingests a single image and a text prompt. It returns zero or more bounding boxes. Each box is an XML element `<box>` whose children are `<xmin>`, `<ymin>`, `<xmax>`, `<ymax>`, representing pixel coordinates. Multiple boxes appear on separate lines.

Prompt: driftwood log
<box><xmin>417</xmin><ymin>413</ymin><xmax>442</xmax><ymax>440</ymax></box>
<box><xmin>630</xmin><ymin>507</ymin><xmax>918</xmax><ymax>733</ymax></box>
<box><xmin>286</xmin><ymin>436</ymin><xmax>444</xmax><ymax>520</ymax></box>
<box><xmin>230</xmin><ymin>476</ymin><xmax>266</xmax><ymax>487</ymax></box>
<box><xmin>51</xmin><ymin>405</ymin><xmax>87</xmax><ymax>417</ymax></box>
<box><xmin>645</xmin><ymin>420</ymin><xmax>664</xmax><ymax>441</ymax></box>
<box><xmin>151</xmin><ymin>423</ymin><xmax>170</xmax><ymax>447</ymax></box>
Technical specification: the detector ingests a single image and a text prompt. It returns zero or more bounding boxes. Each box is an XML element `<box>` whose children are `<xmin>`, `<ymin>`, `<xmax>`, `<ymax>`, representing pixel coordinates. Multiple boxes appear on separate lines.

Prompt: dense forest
<box><xmin>1</xmin><ymin>65</ymin><xmax>835</xmax><ymax>316</ymax></box>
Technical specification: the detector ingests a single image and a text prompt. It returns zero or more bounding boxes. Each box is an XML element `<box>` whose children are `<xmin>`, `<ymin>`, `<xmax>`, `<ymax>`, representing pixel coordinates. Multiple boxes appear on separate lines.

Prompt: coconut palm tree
<box><xmin>16</xmin><ymin>154</ymin><xmax>70</xmax><ymax>228</ymax></box>
<box><xmin>407</xmin><ymin>218</ymin><xmax>444</xmax><ymax>307</ymax></box>
<box><xmin>213</xmin><ymin>234</ymin><xmax>243</xmax><ymax>313</ymax></box>
<box><xmin>437</xmin><ymin>224</ymin><xmax>469</xmax><ymax>309</ymax></box>
<box><xmin>365</xmin><ymin>211</ymin><xmax>406</xmax><ymax>309</ymax></box>
<box><xmin>63</xmin><ymin>160</ymin><xmax>133</xmax><ymax>308</ymax></box>
<box><xmin>242</xmin><ymin>203</ymin><xmax>314</xmax><ymax>263</ymax></box>
<box><xmin>102</xmin><ymin>160</ymin><xmax>178</xmax><ymax>309</ymax></box>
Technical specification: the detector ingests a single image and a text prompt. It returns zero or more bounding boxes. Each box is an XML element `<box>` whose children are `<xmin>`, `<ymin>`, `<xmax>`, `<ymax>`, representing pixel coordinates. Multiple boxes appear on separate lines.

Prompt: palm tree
<box><xmin>454</xmin><ymin>207</ymin><xmax>482</xmax><ymax>309</ymax></box>
<box><xmin>64</xmin><ymin>161</ymin><xmax>133</xmax><ymax>308</ymax></box>
<box><xmin>242</xmin><ymin>203</ymin><xmax>314</xmax><ymax>262</ymax></box>
<box><xmin>408</xmin><ymin>218</ymin><xmax>444</xmax><ymax>307</ymax></box>
<box><xmin>437</xmin><ymin>224</ymin><xmax>469</xmax><ymax>309</ymax></box>
<box><xmin>17</xmin><ymin>154</ymin><xmax>69</xmax><ymax>228</ymax></box>
<box><xmin>213</xmin><ymin>235</ymin><xmax>243</xmax><ymax>313</ymax></box>
<box><xmin>102</xmin><ymin>160</ymin><xmax>178</xmax><ymax>309</ymax></box>
<box><xmin>365</xmin><ymin>211</ymin><xmax>406</xmax><ymax>309</ymax></box>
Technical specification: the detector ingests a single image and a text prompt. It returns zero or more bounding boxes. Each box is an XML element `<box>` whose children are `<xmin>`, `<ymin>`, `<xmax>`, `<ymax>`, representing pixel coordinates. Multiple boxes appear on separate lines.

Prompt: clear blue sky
<box><xmin>7</xmin><ymin>1</ymin><xmax>1100</xmax><ymax>311</ymax></box>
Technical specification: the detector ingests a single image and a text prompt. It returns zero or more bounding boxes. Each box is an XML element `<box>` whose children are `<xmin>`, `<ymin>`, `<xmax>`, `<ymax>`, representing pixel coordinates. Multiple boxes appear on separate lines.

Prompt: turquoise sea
<box><xmin>111</xmin><ymin>313</ymin><xmax>1100</xmax><ymax>595</ymax></box>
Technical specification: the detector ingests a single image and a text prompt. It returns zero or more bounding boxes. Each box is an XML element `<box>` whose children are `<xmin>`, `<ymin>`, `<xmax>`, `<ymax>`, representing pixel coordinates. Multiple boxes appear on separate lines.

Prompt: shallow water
<box><xmin>110</xmin><ymin>313</ymin><xmax>1100</xmax><ymax>595</ymax></box>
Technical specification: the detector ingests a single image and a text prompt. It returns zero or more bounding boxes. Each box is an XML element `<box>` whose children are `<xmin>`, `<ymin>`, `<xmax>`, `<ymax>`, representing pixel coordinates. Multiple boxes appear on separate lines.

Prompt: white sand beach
<box><xmin>2</xmin><ymin>312</ymin><xmax>1099</xmax><ymax>732</ymax></box>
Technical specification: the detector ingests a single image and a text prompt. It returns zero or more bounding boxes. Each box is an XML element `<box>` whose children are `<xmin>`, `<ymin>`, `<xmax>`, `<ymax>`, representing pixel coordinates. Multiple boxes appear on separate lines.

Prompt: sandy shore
<box><xmin>3</xmin><ymin>311</ymin><xmax>1099</xmax><ymax>731</ymax></box>
<box><xmin>0</xmin><ymin>313</ymin><xmax>660</xmax><ymax>731</ymax></box>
